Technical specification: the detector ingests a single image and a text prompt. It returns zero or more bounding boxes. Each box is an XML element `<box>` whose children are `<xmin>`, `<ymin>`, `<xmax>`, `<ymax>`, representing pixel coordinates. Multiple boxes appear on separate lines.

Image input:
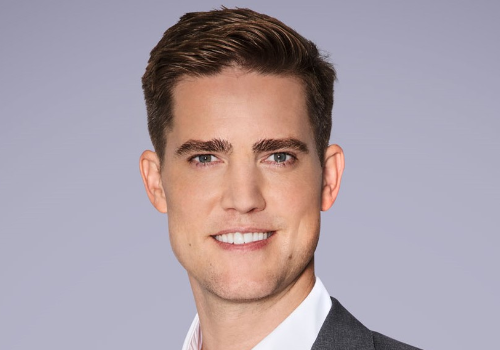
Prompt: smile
<box><xmin>213</xmin><ymin>232</ymin><xmax>273</xmax><ymax>245</ymax></box>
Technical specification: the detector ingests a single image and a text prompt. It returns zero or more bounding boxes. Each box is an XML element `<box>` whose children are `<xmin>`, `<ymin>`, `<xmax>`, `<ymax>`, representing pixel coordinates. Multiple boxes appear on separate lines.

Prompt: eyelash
<box><xmin>188</xmin><ymin>152</ymin><xmax>297</xmax><ymax>168</ymax></box>
<box><xmin>262</xmin><ymin>152</ymin><xmax>297</xmax><ymax>167</ymax></box>
<box><xmin>188</xmin><ymin>154</ymin><xmax>221</xmax><ymax>167</ymax></box>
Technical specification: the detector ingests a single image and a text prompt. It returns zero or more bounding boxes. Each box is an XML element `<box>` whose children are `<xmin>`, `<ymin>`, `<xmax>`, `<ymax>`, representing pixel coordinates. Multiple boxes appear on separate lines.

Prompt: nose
<box><xmin>221</xmin><ymin>161</ymin><xmax>266</xmax><ymax>214</ymax></box>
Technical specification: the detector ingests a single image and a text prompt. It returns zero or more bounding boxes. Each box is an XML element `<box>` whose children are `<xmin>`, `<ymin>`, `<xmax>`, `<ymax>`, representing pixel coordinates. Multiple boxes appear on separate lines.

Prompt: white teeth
<box><xmin>214</xmin><ymin>232</ymin><xmax>272</xmax><ymax>245</ymax></box>
<box><xmin>234</xmin><ymin>232</ymin><xmax>244</xmax><ymax>244</ymax></box>
<box><xmin>243</xmin><ymin>233</ymin><xmax>252</xmax><ymax>243</ymax></box>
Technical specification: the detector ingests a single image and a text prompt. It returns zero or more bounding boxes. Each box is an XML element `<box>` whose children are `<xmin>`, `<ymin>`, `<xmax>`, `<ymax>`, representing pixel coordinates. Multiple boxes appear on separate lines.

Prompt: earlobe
<box><xmin>321</xmin><ymin>144</ymin><xmax>345</xmax><ymax>211</ymax></box>
<box><xmin>139</xmin><ymin>150</ymin><xmax>168</xmax><ymax>213</ymax></box>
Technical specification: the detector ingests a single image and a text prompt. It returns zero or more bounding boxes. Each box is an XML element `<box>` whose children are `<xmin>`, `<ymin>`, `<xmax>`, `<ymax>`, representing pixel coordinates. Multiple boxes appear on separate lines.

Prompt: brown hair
<box><xmin>142</xmin><ymin>7</ymin><xmax>336</xmax><ymax>165</ymax></box>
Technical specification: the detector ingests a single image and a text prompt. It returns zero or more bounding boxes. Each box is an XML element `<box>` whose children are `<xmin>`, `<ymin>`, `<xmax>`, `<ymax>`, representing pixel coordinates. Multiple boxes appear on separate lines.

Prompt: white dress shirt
<box><xmin>181</xmin><ymin>277</ymin><xmax>332</xmax><ymax>350</ymax></box>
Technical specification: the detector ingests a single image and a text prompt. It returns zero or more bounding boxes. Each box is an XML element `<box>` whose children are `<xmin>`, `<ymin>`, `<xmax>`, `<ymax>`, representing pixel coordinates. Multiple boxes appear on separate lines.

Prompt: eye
<box><xmin>197</xmin><ymin>155</ymin><xmax>213</xmax><ymax>163</ymax></box>
<box><xmin>265</xmin><ymin>152</ymin><xmax>295</xmax><ymax>164</ymax></box>
<box><xmin>190</xmin><ymin>154</ymin><xmax>220</xmax><ymax>166</ymax></box>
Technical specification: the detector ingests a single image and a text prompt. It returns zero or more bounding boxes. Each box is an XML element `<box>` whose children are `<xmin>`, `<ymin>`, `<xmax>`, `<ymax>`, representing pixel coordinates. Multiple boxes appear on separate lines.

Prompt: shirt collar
<box><xmin>182</xmin><ymin>313</ymin><xmax>202</xmax><ymax>350</ymax></box>
<box><xmin>181</xmin><ymin>277</ymin><xmax>332</xmax><ymax>350</ymax></box>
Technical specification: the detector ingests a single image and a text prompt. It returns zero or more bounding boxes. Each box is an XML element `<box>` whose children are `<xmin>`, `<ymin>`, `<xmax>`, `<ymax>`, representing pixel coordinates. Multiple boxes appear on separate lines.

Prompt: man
<box><xmin>139</xmin><ymin>7</ymin><xmax>420</xmax><ymax>350</ymax></box>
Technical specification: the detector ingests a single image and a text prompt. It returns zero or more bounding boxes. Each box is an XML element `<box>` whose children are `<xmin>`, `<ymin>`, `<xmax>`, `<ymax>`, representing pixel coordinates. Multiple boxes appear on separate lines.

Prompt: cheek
<box><xmin>265</xmin><ymin>168</ymin><xmax>322</xmax><ymax>244</ymax></box>
<box><xmin>163</xmin><ymin>171</ymin><xmax>220</xmax><ymax>250</ymax></box>
<box><xmin>265</xmin><ymin>166</ymin><xmax>323</xmax><ymax>212</ymax></box>
<box><xmin>166</xmin><ymin>165</ymin><xmax>223</xmax><ymax>201</ymax></box>
<box><xmin>164</xmin><ymin>167</ymin><xmax>219</xmax><ymax>214</ymax></box>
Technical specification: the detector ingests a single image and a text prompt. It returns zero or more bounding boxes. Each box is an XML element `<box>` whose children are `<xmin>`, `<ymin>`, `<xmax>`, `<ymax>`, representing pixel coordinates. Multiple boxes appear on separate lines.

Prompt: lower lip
<box><xmin>212</xmin><ymin>232</ymin><xmax>275</xmax><ymax>251</ymax></box>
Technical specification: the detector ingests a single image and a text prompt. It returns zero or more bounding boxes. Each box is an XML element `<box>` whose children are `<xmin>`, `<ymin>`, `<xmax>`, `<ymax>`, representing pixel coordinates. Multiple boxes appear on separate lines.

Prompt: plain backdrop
<box><xmin>1</xmin><ymin>1</ymin><xmax>499</xmax><ymax>349</ymax></box>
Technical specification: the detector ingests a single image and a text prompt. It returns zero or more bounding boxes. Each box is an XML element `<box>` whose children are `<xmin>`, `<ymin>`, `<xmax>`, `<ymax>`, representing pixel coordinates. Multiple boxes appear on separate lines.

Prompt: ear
<box><xmin>139</xmin><ymin>150</ymin><xmax>167</xmax><ymax>213</ymax></box>
<box><xmin>321</xmin><ymin>144</ymin><xmax>345</xmax><ymax>211</ymax></box>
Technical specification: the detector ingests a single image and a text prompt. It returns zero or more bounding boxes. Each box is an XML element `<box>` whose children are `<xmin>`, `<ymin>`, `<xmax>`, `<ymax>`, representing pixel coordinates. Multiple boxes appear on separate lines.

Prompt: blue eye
<box><xmin>265</xmin><ymin>152</ymin><xmax>295</xmax><ymax>164</ymax></box>
<box><xmin>273</xmin><ymin>152</ymin><xmax>289</xmax><ymax>163</ymax></box>
<box><xmin>191</xmin><ymin>154</ymin><xmax>220</xmax><ymax>166</ymax></box>
<box><xmin>198</xmin><ymin>155</ymin><xmax>213</xmax><ymax>163</ymax></box>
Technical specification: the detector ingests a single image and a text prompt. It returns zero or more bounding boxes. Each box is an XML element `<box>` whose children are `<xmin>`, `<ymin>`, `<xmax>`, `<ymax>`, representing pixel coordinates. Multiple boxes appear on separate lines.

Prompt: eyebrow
<box><xmin>252</xmin><ymin>138</ymin><xmax>309</xmax><ymax>154</ymax></box>
<box><xmin>175</xmin><ymin>137</ymin><xmax>309</xmax><ymax>156</ymax></box>
<box><xmin>175</xmin><ymin>138</ymin><xmax>233</xmax><ymax>156</ymax></box>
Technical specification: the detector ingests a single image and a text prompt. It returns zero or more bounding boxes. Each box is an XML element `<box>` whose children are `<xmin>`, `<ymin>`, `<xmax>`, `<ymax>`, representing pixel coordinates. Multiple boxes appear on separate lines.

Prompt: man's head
<box><xmin>140</xmin><ymin>8</ymin><xmax>344</xmax><ymax>304</ymax></box>
<box><xmin>142</xmin><ymin>7</ymin><xmax>336</xmax><ymax>166</ymax></box>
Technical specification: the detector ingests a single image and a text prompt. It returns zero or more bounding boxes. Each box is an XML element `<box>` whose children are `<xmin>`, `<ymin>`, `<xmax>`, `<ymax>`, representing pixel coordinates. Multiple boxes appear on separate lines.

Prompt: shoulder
<box><xmin>312</xmin><ymin>297</ymin><xmax>422</xmax><ymax>350</ymax></box>
<box><xmin>372</xmin><ymin>331</ymin><xmax>422</xmax><ymax>350</ymax></box>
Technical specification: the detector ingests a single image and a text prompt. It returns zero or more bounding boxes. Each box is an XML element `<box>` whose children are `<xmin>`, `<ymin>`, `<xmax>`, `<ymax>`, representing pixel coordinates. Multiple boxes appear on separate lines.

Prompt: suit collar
<box><xmin>311</xmin><ymin>297</ymin><xmax>375</xmax><ymax>350</ymax></box>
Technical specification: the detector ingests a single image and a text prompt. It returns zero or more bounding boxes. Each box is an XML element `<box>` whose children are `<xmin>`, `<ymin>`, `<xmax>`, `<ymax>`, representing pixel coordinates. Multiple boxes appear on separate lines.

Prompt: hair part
<box><xmin>142</xmin><ymin>7</ymin><xmax>336</xmax><ymax>166</ymax></box>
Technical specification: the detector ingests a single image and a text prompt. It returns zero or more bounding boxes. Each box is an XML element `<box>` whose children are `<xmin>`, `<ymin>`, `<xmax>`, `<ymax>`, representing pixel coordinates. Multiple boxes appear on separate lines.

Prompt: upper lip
<box><xmin>212</xmin><ymin>228</ymin><xmax>275</xmax><ymax>236</ymax></box>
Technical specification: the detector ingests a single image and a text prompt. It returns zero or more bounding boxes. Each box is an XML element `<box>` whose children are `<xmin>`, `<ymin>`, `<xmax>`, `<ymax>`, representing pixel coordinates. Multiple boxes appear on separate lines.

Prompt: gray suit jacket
<box><xmin>312</xmin><ymin>298</ymin><xmax>422</xmax><ymax>350</ymax></box>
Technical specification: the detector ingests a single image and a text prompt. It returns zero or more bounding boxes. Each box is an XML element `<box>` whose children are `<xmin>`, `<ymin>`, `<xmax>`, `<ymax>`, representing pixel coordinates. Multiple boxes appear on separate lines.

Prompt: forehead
<box><xmin>168</xmin><ymin>68</ymin><xmax>313</xmax><ymax>145</ymax></box>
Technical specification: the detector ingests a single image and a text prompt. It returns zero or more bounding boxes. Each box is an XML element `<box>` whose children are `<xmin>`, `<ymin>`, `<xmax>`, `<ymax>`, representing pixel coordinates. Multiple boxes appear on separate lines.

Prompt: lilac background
<box><xmin>1</xmin><ymin>1</ymin><xmax>499</xmax><ymax>349</ymax></box>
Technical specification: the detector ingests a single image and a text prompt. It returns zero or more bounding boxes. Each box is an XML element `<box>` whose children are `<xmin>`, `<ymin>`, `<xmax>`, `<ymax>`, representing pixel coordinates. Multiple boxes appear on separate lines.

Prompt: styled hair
<box><xmin>142</xmin><ymin>7</ymin><xmax>336</xmax><ymax>165</ymax></box>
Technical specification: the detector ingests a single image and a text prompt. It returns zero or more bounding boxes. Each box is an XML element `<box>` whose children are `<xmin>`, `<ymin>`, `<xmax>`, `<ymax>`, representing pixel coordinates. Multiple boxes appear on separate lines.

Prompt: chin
<box><xmin>216</xmin><ymin>283</ymin><xmax>279</xmax><ymax>302</ymax></box>
<box><xmin>204</xmin><ymin>272</ymin><xmax>284</xmax><ymax>302</ymax></box>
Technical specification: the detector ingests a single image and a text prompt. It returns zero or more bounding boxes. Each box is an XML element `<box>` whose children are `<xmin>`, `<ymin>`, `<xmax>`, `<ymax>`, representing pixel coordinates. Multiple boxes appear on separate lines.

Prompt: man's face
<box><xmin>157</xmin><ymin>68</ymin><xmax>329</xmax><ymax>301</ymax></box>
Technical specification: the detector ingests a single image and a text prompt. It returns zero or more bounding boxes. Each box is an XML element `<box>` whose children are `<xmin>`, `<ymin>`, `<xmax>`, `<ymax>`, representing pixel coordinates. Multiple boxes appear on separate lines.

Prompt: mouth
<box><xmin>213</xmin><ymin>231</ymin><xmax>275</xmax><ymax>245</ymax></box>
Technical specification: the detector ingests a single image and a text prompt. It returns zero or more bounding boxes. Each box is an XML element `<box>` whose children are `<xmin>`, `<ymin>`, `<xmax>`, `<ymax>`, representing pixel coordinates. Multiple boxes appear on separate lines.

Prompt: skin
<box><xmin>140</xmin><ymin>67</ymin><xmax>344</xmax><ymax>350</ymax></box>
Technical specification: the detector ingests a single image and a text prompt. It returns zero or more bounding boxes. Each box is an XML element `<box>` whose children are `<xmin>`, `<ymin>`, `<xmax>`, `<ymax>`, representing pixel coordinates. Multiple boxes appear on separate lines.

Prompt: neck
<box><xmin>190</xmin><ymin>261</ymin><xmax>316</xmax><ymax>350</ymax></box>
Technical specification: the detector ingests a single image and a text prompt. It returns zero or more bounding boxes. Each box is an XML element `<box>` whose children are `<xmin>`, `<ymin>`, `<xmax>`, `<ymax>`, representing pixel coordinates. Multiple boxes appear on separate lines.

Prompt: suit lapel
<box><xmin>311</xmin><ymin>297</ymin><xmax>375</xmax><ymax>350</ymax></box>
